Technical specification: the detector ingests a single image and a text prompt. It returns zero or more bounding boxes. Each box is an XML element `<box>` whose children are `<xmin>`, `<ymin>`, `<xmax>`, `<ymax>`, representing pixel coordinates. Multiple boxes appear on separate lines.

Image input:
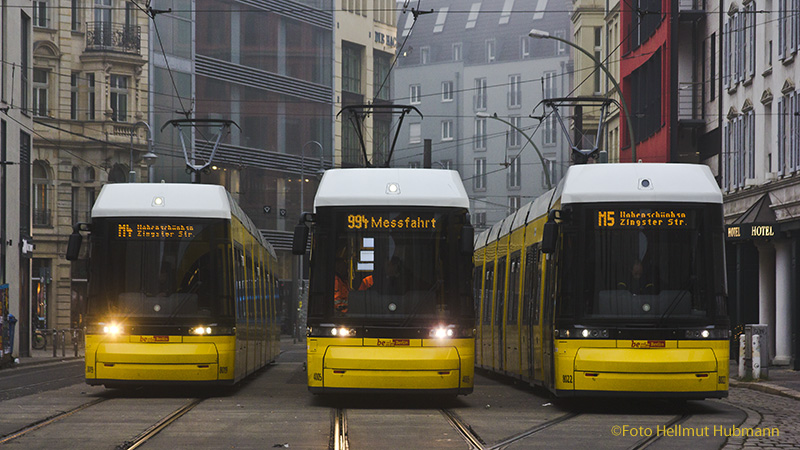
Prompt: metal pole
<box><xmin>481</xmin><ymin>113</ymin><xmax>552</xmax><ymax>189</ymax></box>
<box><xmin>529</xmin><ymin>29</ymin><xmax>637</xmax><ymax>163</ymax></box>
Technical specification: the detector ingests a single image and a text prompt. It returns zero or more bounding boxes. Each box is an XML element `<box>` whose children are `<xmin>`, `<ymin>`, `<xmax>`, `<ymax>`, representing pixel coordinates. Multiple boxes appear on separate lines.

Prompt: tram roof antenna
<box><xmin>160</xmin><ymin>118</ymin><xmax>240</xmax><ymax>180</ymax></box>
<box><xmin>337</xmin><ymin>104</ymin><xmax>422</xmax><ymax>168</ymax></box>
<box><xmin>532</xmin><ymin>96</ymin><xmax>616</xmax><ymax>165</ymax></box>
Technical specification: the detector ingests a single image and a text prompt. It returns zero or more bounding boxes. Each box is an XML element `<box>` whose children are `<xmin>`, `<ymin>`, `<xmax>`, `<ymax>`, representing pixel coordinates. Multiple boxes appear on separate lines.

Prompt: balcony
<box><xmin>679</xmin><ymin>0</ymin><xmax>705</xmax><ymax>22</ymax></box>
<box><xmin>85</xmin><ymin>22</ymin><xmax>141</xmax><ymax>55</ymax></box>
<box><xmin>677</xmin><ymin>82</ymin><xmax>703</xmax><ymax>125</ymax></box>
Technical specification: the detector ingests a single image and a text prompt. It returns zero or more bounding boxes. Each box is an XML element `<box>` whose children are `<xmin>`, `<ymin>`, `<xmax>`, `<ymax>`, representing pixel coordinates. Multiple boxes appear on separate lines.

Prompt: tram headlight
<box><xmin>330</xmin><ymin>327</ymin><xmax>356</xmax><ymax>337</ymax></box>
<box><xmin>685</xmin><ymin>328</ymin><xmax>728</xmax><ymax>339</ymax></box>
<box><xmin>191</xmin><ymin>326</ymin><xmax>213</xmax><ymax>335</ymax></box>
<box><xmin>430</xmin><ymin>325</ymin><xmax>455</xmax><ymax>339</ymax></box>
<box><xmin>103</xmin><ymin>323</ymin><xmax>122</xmax><ymax>335</ymax></box>
<box><xmin>557</xmin><ymin>328</ymin><xmax>609</xmax><ymax>339</ymax></box>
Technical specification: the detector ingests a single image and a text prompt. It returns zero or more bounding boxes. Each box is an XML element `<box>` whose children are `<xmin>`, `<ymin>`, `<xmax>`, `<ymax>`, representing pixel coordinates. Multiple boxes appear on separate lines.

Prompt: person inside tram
<box><xmin>617</xmin><ymin>259</ymin><xmax>655</xmax><ymax>294</ymax></box>
<box><xmin>333</xmin><ymin>253</ymin><xmax>374</xmax><ymax>314</ymax></box>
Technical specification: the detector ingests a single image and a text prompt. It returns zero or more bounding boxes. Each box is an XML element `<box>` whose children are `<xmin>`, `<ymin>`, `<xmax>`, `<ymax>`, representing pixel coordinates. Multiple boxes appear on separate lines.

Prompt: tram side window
<box><xmin>483</xmin><ymin>263</ymin><xmax>494</xmax><ymax>325</ymax></box>
<box><xmin>473</xmin><ymin>265</ymin><xmax>482</xmax><ymax>317</ymax></box>
<box><xmin>522</xmin><ymin>246</ymin><xmax>541</xmax><ymax>325</ymax></box>
<box><xmin>495</xmin><ymin>256</ymin><xmax>506</xmax><ymax>326</ymax></box>
<box><xmin>507</xmin><ymin>253</ymin><xmax>520</xmax><ymax>325</ymax></box>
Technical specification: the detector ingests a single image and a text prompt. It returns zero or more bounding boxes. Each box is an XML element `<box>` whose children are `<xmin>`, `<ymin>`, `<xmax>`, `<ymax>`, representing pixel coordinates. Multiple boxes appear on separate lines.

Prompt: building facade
<box><xmin>392</xmin><ymin>0</ymin><xmax>572</xmax><ymax>230</ymax></box>
<box><xmin>1</xmin><ymin>0</ymin><xmax>35</xmax><ymax>358</ymax></box>
<box><xmin>30</xmin><ymin>0</ymin><xmax>151</xmax><ymax>336</ymax></box>
<box><xmin>619</xmin><ymin>1</ymin><xmax>709</xmax><ymax>164</ymax></box>
<box><xmin>149</xmin><ymin>0</ymin><xmax>334</xmax><ymax>271</ymax></box>
<box><xmin>720</xmin><ymin>0</ymin><xmax>800</xmax><ymax>369</ymax></box>
<box><xmin>335</xmin><ymin>0</ymin><xmax>398</xmax><ymax>167</ymax></box>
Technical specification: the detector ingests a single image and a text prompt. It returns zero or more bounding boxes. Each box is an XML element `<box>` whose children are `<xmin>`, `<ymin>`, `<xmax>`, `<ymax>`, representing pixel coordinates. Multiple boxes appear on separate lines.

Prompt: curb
<box><xmin>730</xmin><ymin>379</ymin><xmax>800</xmax><ymax>402</ymax></box>
<box><xmin>1</xmin><ymin>355</ymin><xmax>83</xmax><ymax>371</ymax></box>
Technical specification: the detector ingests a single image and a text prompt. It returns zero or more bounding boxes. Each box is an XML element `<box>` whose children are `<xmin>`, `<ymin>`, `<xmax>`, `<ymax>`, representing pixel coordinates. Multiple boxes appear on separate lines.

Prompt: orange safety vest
<box><xmin>359</xmin><ymin>275</ymin><xmax>373</xmax><ymax>290</ymax></box>
<box><xmin>334</xmin><ymin>275</ymin><xmax>349</xmax><ymax>313</ymax></box>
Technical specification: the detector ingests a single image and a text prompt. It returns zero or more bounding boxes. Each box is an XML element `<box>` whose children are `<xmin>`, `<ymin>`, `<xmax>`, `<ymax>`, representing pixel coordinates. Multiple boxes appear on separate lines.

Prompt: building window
<box><xmin>33</xmin><ymin>0</ymin><xmax>49</xmax><ymax>28</ymax></box>
<box><xmin>410</xmin><ymin>84</ymin><xmax>421</xmax><ymax>104</ymax></box>
<box><xmin>409</xmin><ymin>123</ymin><xmax>421</xmax><ymax>144</ymax></box>
<box><xmin>373</xmin><ymin>50</ymin><xmax>392</xmax><ymax>101</ymax></box>
<box><xmin>85</xmin><ymin>73</ymin><xmax>96</xmax><ymax>120</ymax></box>
<box><xmin>409</xmin><ymin>161</ymin><xmax>420</xmax><ymax>168</ymax></box>
<box><xmin>543</xmin><ymin>72</ymin><xmax>557</xmax><ymax>145</ymax></box>
<box><xmin>71</xmin><ymin>186</ymin><xmax>81</xmax><ymax>224</ymax></box>
<box><xmin>433</xmin><ymin>6</ymin><xmax>448</xmax><ymax>33</ymax></box>
<box><xmin>453</xmin><ymin>42</ymin><xmax>462</xmax><ymax>61</ymax></box>
<box><xmin>508</xmin><ymin>116</ymin><xmax>521</xmax><ymax>147</ymax></box>
<box><xmin>342</xmin><ymin>42</ymin><xmax>362</xmax><ymax>94</ymax></box>
<box><xmin>33</xmin><ymin>161</ymin><xmax>51</xmax><ymax>227</ymax></box>
<box><xmin>508</xmin><ymin>195</ymin><xmax>520</xmax><ymax>213</ymax></box>
<box><xmin>486</xmin><ymin>39</ymin><xmax>495</xmax><ymax>62</ymax></box>
<box><xmin>466</xmin><ymin>2</ymin><xmax>480</xmax><ymax>29</ymax></box>
<box><xmin>508</xmin><ymin>75</ymin><xmax>521</xmax><ymax>108</ymax></box>
<box><xmin>71</xmin><ymin>0</ymin><xmax>81</xmax><ymax>31</ymax></box>
<box><xmin>420</xmin><ymin>46</ymin><xmax>429</xmax><ymax>64</ymax></box>
<box><xmin>21</xmin><ymin>14</ymin><xmax>30</xmax><ymax>112</ymax></box>
<box><xmin>594</xmin><ymin>27</ymin><xmax>602</xmax><ymax>94</ymax></box>
<box><xmin>474</xmin><ymin>158</ymin><xmax>486</xmax><ymax>190</ymax></box>
<box><xmin>521</xmin><ymin>36</ymin><xmax>530</xmax><ymax>58</ymax></box>
<box><xmin>70</xmin><ymin>73</ymin><xmax>79</xmax><ymax>120</ymax></box>
<box><xmin>554</xmin><ymin>30</ymin><xmax>567</xmax><ymax>55</ymax></box>
<box><xmin>442</xmin><ymin>81</ymin><xmax>453</xmax><ymax>102</ymax></box>
<box><xmin>508</xmin><ymin>156</ymin><xmax>521</xmax><ymax>188</ymax></box>
<box><xmin>440</xmin><ymin>159</ymin><xmax>452</xmax><ymax>169</ymax></box>
<box><xmin>110</xmin><ymin>75</ymin><xmax>128</xmax><ymax>122</ymax></box>
<box><xmin>475</xmin><ymin>78</ymin><xmax>487</xmax><ymax>110</ymax></box>
<box><xmin>32</xmin><ymin>69</ymin><xmax>48</xmax><ymax>117</ymax></box>
<box><xmin>475</xmin><ymin>118</ymin><xmax>487</xmax><ymax>149</ymax></box>
<box><xmin>441</xmin><ymin>120</ymin><xmax>453</xmax><ymax>141</ymax></box>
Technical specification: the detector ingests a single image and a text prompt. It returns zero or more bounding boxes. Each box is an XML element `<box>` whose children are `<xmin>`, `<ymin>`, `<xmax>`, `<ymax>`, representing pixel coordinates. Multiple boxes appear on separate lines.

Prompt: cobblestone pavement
<box><xmin>721</xmin><ymin>386</ymin><xmax>800</xmax><ymax>449</ymax></box>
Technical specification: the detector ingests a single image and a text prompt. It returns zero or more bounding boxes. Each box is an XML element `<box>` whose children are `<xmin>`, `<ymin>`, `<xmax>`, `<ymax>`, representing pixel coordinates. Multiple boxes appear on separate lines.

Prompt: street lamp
<box><xmin>529</xmin><ymin>28</ymin><xmax>637</xmax><ymax>163</ymax></box>
<box><xmin>128</xmin><ymin>121</ymin><xmax>155</xmax><ymax>182</ymax></box>
<box><xmin>477</xmin><ymin>112</ymin><xmax>552</xmax><ymax>189</ymax></box>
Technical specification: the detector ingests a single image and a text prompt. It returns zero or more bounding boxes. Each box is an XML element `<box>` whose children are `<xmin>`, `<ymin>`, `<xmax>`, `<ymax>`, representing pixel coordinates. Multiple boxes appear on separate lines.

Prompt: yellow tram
<box><xmin>475</xmin><ymin>164</ymin><xmax>729</xmax><ymax>398</ymax></box>
<box><xmin>68</xmin><ymin>183</ymin><xmax>280</xmax><ymax>387</ymax></box>
<box><xmin>294</xmin><ymin>168</ymin><xmax>475</xmax><ymax>395</ymax></box>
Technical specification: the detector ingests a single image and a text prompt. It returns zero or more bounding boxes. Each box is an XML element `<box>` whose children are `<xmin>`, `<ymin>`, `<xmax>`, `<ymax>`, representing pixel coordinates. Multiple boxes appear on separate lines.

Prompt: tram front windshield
<box><xmin>560</xmin><ymin>204</ymin><xmax>727</xmax><ymax>325</ymax></box>
<box><xmin>309</xmin><ymin>208</ymin><xmax>473</xmax><ymax>326</ymax></box>
<box><xmin>87</xmin><ymin>218</ymin><xmax>232</xmax><ymax>325</ymax></box>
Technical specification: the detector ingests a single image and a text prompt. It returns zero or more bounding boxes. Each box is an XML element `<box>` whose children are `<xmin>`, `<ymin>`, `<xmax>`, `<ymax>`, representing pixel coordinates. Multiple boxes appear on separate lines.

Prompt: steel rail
<box><xmin>331</xmin><ymin>407</ymin><xmax>349</xmax><ymax>450</ymax></box>
<box><xmin>118</xmin><ymin>398</ymin><xmax>203</xmax><ymax>450</ymax></box>
<box><xmin>441</xmin><ymin>409</ymin><xmax>486</xmax><ymax>450</ymax></box>
<box><xmin>0</xmin><ymin>398</ymin><xmax>107</xmax><ymax>444</ymax></box>
<box><xmin>486</xmin><ymin>411</ymin><xmax>580</xmax><ymax>450</ymax></box>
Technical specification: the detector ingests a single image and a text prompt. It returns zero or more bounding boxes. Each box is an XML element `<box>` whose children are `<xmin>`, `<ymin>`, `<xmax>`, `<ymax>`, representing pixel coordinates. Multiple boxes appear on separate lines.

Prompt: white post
<box><xmin>752</xmin><ymin>334</ymin><xmax>761</xmax><ymax>379</ymax></box>
<box><xmin>738</xmin><ymin>334</ymin><xmax>746</xmax><ymax>378</ymax></box>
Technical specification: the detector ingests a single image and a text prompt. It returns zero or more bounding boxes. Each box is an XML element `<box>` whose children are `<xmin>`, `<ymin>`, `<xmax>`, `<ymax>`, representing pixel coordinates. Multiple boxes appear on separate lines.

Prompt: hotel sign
<box><xmin>726</xmin><ymin>223</ymin><xmax>779</xmax><ymax>240</ymax></box>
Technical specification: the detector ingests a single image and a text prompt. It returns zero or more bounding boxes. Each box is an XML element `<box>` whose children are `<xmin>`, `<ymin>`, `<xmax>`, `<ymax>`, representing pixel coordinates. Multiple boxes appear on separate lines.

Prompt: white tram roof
<box><xmin>560</xmin><ymin>163</ymin><xmax>723</xmax><ymax>205</ymax></box>
<box><xmin>314</xmin><ymin>168</ymin><xmax>470</xmax><ymax>210</ymax></box>
<box><xmin>475</xmin><ymin>229</ymin><xmax>490</xmax><ymax>250</ymax></box>
<box><xmin>93</xmin><ymin>183</ymin><xmax>233</xmax><ymax>218</ymax></box>
<box><xmin>92</xmin><ymin>183</ymin><xmax>274</xmax><ymax>258</ymax></box>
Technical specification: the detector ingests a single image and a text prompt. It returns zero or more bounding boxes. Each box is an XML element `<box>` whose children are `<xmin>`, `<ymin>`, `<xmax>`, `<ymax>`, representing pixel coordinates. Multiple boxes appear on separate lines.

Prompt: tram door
<box><xmin>541</xmin><ymin>251</ymin><xmax>556</xmax><ymax>389</ymax></box>
<box><xmin>494</xmin><ymin>256</ymin><xmax>506</xmax><ymax>372</ymax></box>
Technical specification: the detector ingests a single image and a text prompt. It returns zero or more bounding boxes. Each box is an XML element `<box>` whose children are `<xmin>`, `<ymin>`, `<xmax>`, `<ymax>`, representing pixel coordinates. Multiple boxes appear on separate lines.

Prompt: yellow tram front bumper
<box><xmin>555</xmin><ymin>340</ymin><xmax>729</xmax><ymax>398</ymax></box>
<box><xmin>307</xmin><ymin>337</ymin><xmax>474</xmax><ymax>394</ymax></box>
<box><xmin>85</xmin><ymin>335</ymin><xmax>236</xmax><ymax>385</ymax></box>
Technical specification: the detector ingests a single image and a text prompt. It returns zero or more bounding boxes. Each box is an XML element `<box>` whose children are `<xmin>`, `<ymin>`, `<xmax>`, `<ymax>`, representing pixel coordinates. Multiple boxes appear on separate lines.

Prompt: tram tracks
<box><xmin>0</xmin><ymin>395</ymin><xmax>204</xmax><ymax>448</ymax></box>
<box><xmin>442</xmin><ymin>409</ymin><xmax>580</xmax><ymax>450</ymax></box>
<box><xmin>330</xmin><ymin>408</ymin><xmax>349</xmax><ymax>450</ymax></box>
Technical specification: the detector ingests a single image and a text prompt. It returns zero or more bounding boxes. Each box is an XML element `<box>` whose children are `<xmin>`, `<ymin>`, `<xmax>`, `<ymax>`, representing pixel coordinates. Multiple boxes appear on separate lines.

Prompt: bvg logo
<box><xmin>313</xmin><ymin>373</ymin><xmax>323</xmax><ymax>381</ymax></box>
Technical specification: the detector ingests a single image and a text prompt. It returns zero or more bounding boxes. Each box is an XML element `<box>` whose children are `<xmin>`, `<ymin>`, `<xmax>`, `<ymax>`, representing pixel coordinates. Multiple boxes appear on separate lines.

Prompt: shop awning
<box><xmin>726</xmin><ymin>194</ymin><xmax>779</xmax><ymax>240</ymax></box>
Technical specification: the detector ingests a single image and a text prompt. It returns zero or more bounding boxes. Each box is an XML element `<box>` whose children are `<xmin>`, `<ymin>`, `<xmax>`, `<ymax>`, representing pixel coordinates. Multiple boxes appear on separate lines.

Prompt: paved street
<box><xmin>1</xmin><ymin>338</ymin><xmax>798</xmax><ymax>449</ymax></box>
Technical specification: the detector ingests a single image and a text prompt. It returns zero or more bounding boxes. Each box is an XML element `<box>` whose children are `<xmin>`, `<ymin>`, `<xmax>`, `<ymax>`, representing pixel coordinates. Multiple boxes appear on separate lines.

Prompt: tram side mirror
<box><xmin>541</xmin><ymin>212</ymin><xmax>560</xmax><ymax>254</ymax></box>
<box><xmin>461</xmin><ymin>224</ymin><xmax>474</xmax><ymax>255</ymax></box>
<box><xmin>66</xmin><ymin>223</ymin><xmax>89</xmax><ymax>261</ymax></box>
<box><xmin>292</xmin><ymin>223</ymin><xmax>308</xmax><ymax>255</ymax></box>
